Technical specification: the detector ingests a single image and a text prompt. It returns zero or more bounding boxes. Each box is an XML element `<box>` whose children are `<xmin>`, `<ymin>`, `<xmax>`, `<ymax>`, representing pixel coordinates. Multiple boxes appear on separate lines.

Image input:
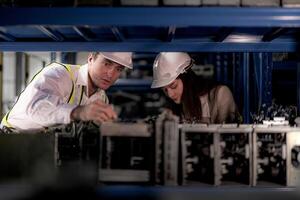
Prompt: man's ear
<box><xmin>88</xmin><ymin>53</ymin><xmax>94</xmax><ymax>64</ymax></box>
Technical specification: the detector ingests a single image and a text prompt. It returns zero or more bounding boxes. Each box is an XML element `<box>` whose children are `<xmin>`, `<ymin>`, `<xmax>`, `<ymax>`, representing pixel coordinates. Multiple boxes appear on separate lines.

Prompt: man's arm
<box><xmin>26</xmin><ymin>65</ymin><xmax>77</xmax><ymax>127</ymax></box>
<box><xmin>27</xmin><ymin>65</ymin><xmax>117</xmax><ymax>127</ymax></box>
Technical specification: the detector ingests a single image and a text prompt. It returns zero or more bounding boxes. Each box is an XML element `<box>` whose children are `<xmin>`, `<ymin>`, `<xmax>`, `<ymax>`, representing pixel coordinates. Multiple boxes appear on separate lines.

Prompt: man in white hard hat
<box><xmin>1</xmin><ymin>52</ymin><xmax>133</xmax><ymax>131</ymax></box>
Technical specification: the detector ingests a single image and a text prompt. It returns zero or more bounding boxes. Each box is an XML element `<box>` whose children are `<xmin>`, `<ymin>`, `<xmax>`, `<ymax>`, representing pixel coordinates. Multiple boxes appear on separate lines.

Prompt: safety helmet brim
<box><xmin>101</xmin><ymin>52</ymin><xmax>133</xmax><ymax>69</ymax></box>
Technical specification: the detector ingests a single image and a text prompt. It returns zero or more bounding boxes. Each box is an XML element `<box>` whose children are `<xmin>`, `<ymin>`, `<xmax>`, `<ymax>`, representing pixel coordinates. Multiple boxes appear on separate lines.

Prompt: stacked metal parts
<box><xmin>0</xmin><ymin>115</ymin><xmax>300</xmax><ymax>187</ymax></box>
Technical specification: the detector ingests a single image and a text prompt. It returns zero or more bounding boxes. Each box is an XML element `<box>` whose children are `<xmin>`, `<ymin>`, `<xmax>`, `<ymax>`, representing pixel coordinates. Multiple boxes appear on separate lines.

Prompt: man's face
<box><xmin>88</xmin><ymin>54</ymin><xmax>125</xmax><ymax>90</ymax></box>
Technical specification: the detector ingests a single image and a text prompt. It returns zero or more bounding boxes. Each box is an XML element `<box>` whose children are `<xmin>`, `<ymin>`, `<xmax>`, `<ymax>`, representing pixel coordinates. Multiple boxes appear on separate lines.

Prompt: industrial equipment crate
<box><xmin>215</xmin><ymin>124</ymin><xmax>253</xmax><ymax>186</ymax></box>
<box><xmin>253</xmin><ymin>125</ymin><xmax>300</xmax><ymax>186</ymax></box>
<box><xmin>180</xmin><ymin>124</ymin><xmax>219</xmax><ymax>186</ymax></box>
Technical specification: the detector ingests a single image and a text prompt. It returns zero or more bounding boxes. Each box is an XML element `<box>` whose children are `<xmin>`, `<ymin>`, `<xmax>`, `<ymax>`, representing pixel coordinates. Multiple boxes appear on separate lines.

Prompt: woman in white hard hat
<box><xmin>152</xmin><ymin>52</ymin><xmax>240</xmax><ymax>123</ymax></box>
<box><xmin>1</xmin><ymin>52</ymin><xmax>133</xmax><ymax>131</ymax></box>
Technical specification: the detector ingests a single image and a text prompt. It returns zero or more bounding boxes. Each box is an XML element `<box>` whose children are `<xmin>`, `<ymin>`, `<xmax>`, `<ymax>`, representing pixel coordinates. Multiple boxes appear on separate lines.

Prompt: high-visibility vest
<box><xmin>1</xmin><ymin>62</ymin><xmax>84</xmax><ymax>128</ymax></box>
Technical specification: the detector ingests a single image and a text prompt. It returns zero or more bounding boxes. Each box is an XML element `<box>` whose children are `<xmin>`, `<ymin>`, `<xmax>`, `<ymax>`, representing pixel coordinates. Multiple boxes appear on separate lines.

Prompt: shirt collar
<box><xmin>77</xmin><ymin>63</ymin><xmax>88</xmax><ymax>86</ymax></box>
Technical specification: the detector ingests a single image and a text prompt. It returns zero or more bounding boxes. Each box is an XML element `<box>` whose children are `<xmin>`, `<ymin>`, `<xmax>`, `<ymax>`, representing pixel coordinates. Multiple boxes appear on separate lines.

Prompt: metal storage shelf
<box><xmin>0</xmin><ymin>7</ymin><xmax>300</xmax><ymax>51</ymax></box>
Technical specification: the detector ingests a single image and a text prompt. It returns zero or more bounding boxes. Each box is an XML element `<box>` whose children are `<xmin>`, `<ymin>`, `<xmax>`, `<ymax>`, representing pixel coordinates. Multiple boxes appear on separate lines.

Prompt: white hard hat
<box><xmin>100</xmin><ymin>52</ymin><xmax>133</xmax><ymax>69</ymax></box>
<box><xmin>151</xmin><ymin>52</ymin><xmax>193</xmax><ymax>88</ymax></box>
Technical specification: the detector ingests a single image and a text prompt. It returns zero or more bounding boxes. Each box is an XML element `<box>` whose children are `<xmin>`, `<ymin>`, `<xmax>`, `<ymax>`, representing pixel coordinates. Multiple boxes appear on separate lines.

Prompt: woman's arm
<box><xmin>215</xmin><ymin>85</ymin><xmax>239</xmax><ymax>123</ymax></box>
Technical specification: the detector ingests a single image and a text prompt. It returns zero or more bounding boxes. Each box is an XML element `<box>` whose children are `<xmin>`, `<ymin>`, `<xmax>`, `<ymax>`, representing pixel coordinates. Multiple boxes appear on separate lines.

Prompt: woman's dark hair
<box><xmin>170</xmin><ymin>69</ymin><xmax>219</xmax><ymax>123</ymax></box>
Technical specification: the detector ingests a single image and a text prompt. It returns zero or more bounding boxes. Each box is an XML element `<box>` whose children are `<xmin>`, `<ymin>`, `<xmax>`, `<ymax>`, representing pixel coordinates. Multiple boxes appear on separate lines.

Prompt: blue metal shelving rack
<box><xmin>0</xmin><ymin>7</ymin><xmax>300</xmax><ymax>122</ymax></box>
<box><xmin>0</xmin><ymin>7</ymin><xmax>299</xmax><ymax>52</ymax></box>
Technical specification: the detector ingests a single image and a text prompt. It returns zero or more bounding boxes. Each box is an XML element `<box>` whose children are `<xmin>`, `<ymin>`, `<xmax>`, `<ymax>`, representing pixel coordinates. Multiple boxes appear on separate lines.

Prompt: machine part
<box><xmin>287</xmin><ymin>131</ymin><xmax>300</xmax><ymax>186</ymax></box>
<box><xmin>98</xmin><ymin>121</ymin><xmax>154</xmax><ymax>184</ymax></box>
<box><xmin>100</xmin><ymin>122</ymin><xmax>152</xmax><ymax>137</ymax></box>
<box><xmin>252</xmin><ymin>126</ymin><xmax>294</xmax><ymax>186</ymax></box>
<box><xmin>216</xmin><ymin>125</ymin><xmax>252</xmax><ymax>186</ymax></box>
<box><xmin>154</xmin><ymin>113</ymin><xmax>165</xmax><ymax>184</ymax></box>
<box><xmin>100</xmin><ymin>137</ymin><xmax>152</xmax><ymax>170</ymax></box>
<box><xmin>181</xmin><ymin>124</ymin><xmax>219</xmax><ymax>186</ymax></box>
<box><xmin>291</xmin><ymin>146</ymin><xmax>300</xmax><ymax>168</ymax></box>
<box><xmin>99</xmin><ymin>169</ymin><xmax>150</xmax><ymax>182</ymax></box>
<box><xmin>251</xmin><ymin>102</ymin><xmax>297</xmax><ymax>125</ymax></box>
<box><xmin>163</xmin><ymin>119</ymin><xmax>180</xmax><ymax>185</ymax></box>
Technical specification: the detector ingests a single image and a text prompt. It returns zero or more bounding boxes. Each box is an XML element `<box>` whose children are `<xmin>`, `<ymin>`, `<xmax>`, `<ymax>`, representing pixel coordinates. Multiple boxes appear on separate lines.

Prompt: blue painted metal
<box><xmin>0</xmin><ymin>41</ymin><xmax>298</xmax><ymax>51</ymax></box>
<box><xmin>262</xmin><ymin>28</ymin><xmax>287</xmax><ymax>42</ymax></box>
<box><xmin>253</xmin><ymin>53</ymin><xmax>272</xmax><ymax>113</ymax></box>
<box><xmin>223</xmin><ymin>54</ymin><xmax>228</xmax><ymax>84</ymax></box>
<box><xmin>215</xmin><ymin>54</ymin><xmax>222</xmax><ymax>82</ymax></box>
<box><xmin>61</xmin><ymin>52</ymin><xmax>76</xmax><ymax>64</ymax></box>
<box><xmin>73</xmin><ymin>26</ymin><xmax>95</xmax><ymax>41</ymax></box>
<box><xmin>273</xmin><ymin>61</ymin><xmax>298</xmax><ymax>70</ymax></box>
<box><xmin>111</xmin><ymin>27</ymin><xmax>125</xmax><ymax>42</ymax></box>
<box><xmin>242</xmin><ymin>53</ymin><xmax>250</xmax><ymax>123</ymax></box>
<box><xmin>166</xmin><ymin>26</ymin><xmax>176</xmax><ymax>42</ymax></box>
<box><xmin>262</xmin><ymin>53</ymin><xmax>273</xmax><ymax>108</ymax></box>
<box><xmin>96</xmin><ymin>185</ymin><xmax>296</xmax><ymax>199</ymax></box>
<box><xmin>212</xmin><ymin>28</ymin><xmax>233</xmax><ymax>42</ymax></box>
<box><xmin>232</xmin><ymin>53</ymin><xmax>237</xmax><ymax>96</ymax></box>
<box><xmin>1</xmin><ymin>8</ymin><xmax>300</xmax><ymax>27</ymax></box>
<box><xmin>50</xmin><ymin>52</ymin><xmax>56</xmax><ymax>62</ymax></box>
<box><xmin>297</xmin><ymin>64</ymin><xmax>300</xmax><ymax>114</ymax></box>
<box><xmin>37</xmin><ymin>26</ymin><xmax>64</xmax><ymax>41</ymax></box>
<box><xmin>0</xmin><ymin>30</ymin><xmax>15</xmax><ymax>42</ymax></box>
<box><xmin>15</xmin><ymin>52</ymin><xmax>25</xmax><ymax>96</ymax></box>
<box><xmin>253</xmin><ymin>53</ymin><xmax>263</xmax><ymax>111</ymax></box>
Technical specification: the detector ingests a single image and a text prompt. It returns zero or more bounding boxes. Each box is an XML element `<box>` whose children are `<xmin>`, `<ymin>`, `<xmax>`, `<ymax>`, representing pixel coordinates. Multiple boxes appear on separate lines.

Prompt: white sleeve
<box><xmin>25</xmin><ymin>65</ymin><xmax>77</xmax><ymax>127</ymax></box>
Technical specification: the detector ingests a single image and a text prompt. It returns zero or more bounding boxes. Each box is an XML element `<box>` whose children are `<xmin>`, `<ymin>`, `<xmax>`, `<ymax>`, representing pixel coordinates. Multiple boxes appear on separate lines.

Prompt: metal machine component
<box><xmin>253</xmin><ymin>125</ymin><xmax>300</xmax><ymax>186</ymax></box>
<box><xmin>47</xmin><ymin>122</ymin><xmax>100</xmax><ymax>167</ymax></box>
<box><xmin>216</xmin><ymin>124</ymin><xmax>252</xmax><ymax>186</ymax></box>
<box><xmin>181</xmin><ymin>124</ymin><xmax>218</xmax><ymax>186</ymax></box>
<box><xmin>163</xmin><ymin>118</ymin><xmax>179</xmax><ymax>185</ymax></box>
<box><xmin>98</xmin><ymin>122</ymin><xmax>154</xmax><ymax>184</ymax></box>
<box><xmin>154</xmin><ymin>112</ymin><xmax>179</xmax><ymax>185</ymax></box>
<box><xmin>2</xmin><ymin>118</ymin><xmax>300</xmax><ymax>187</ymax></box>
<box><xmin>285</xmin><ymin>128</ymin><xmax>300</xmax><ymax>186</ymax></box>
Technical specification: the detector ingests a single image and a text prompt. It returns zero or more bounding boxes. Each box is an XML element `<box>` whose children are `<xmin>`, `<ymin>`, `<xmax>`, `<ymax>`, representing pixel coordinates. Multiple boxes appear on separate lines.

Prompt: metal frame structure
<box><xmin>0</xmin><ymin>7</ymin><xmax>299</xmax><ymax>51</ymax></box>
<box><xmin>1</xmin><ymin>7</ymin><xmax>300</xmax><ymax>122</ymax></box>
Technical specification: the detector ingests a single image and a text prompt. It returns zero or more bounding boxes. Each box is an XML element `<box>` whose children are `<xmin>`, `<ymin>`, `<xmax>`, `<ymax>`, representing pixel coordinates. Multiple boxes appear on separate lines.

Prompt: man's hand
<box><xmin>71</xmin><ymin>101</ymin><xmax>117</xmax><ymax>124</ymax></box>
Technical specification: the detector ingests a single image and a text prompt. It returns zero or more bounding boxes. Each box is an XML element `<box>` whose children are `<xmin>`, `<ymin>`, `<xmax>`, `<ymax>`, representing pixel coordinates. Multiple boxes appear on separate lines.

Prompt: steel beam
<box><xmin>37</xmin><ymin>26</ymin><xmax>64</xmax><ymax>42</ymax></box>
<box><xmin>1</xmin><ymin>8</ymin><xmax>300</xmax><ymax>27</ymax></box>
<box><xmin>111</xmin><ymin>27</ymin><xmax>125</xmax><ymax>42</ymax></box>
<box><xmin>243</xmin><ymin>53</ymin><xmax>250</xmax><ymax>123</ymax></box>
<box><xmin>73</xmin><ymin>26</ymin><xmax>96</xmax><ymax>41</ymax></box>
<box><xmin>0</xmin><ymin>41</ymin><xmax>298</xmax><ymax>52</ymax></box>
<box><xmin>0</xmin><ymin>30</ymin><xmax>15</xmax><ymax>42</ymax></box>
<box><xmin>166</xmin><ymin>26</ymin><xmax>176</xmax><ymax>42</ymax></box>
<box><xmin>212</xmin><ymin>27</ymin><xmax>233</xmax><ymax>42</ymax></box>
<box><xmin>15</xmin><ymin>52</ymin><xmax>25</xmax><ymax>96</ymax></box>
<box><xmin>262</xmin><ymin>28</ymin><xmax>287</xmax><ymax>42</ymax></box>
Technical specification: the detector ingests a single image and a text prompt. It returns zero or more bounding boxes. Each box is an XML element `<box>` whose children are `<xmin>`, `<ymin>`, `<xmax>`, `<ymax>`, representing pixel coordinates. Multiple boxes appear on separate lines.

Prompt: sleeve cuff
<box><xmin>58</xmin><ymin>104</ymin><xmax>78</xmax><ymax>124</ymax></box>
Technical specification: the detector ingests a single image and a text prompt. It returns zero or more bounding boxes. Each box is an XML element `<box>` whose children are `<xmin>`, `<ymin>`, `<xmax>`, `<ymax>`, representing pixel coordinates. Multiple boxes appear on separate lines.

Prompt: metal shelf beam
<box><xmin>37</xmin><ymin>26</ymin><xmax>64</xmax><ymax>42</ymax></box>
<box><xmin>0</xmin><ymin>41</ymin><xmax>297</xmax><ymax>52</ymax></box>
<box><xmin>73</xmin><ymin>26</ymin><xmax>96</xmax><ymax>41</ymax></box>
<box><xmin>1</xmin><ymin>7</ymin><xmax>300</xmax><ymax>27</ymax></box>
<box><xmin>0</xmin><ymin>30</ymin><xmax>15</xmax><ymax>42</ymax></box>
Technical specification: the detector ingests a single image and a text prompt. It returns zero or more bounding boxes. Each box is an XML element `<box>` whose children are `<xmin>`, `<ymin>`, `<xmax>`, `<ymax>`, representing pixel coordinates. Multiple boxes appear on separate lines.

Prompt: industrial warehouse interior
<box><xmin>1</xmin><ymin>0</ymin><xmax>300</xmax><ymax>199</ymax></box>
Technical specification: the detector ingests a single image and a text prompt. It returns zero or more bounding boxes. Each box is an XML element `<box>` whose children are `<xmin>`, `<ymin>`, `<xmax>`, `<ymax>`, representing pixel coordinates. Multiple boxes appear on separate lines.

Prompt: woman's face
<box><xmin>162</xmin><ymin>78</ymin><xmax>184</xmax><ymax>104</ymax></box>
